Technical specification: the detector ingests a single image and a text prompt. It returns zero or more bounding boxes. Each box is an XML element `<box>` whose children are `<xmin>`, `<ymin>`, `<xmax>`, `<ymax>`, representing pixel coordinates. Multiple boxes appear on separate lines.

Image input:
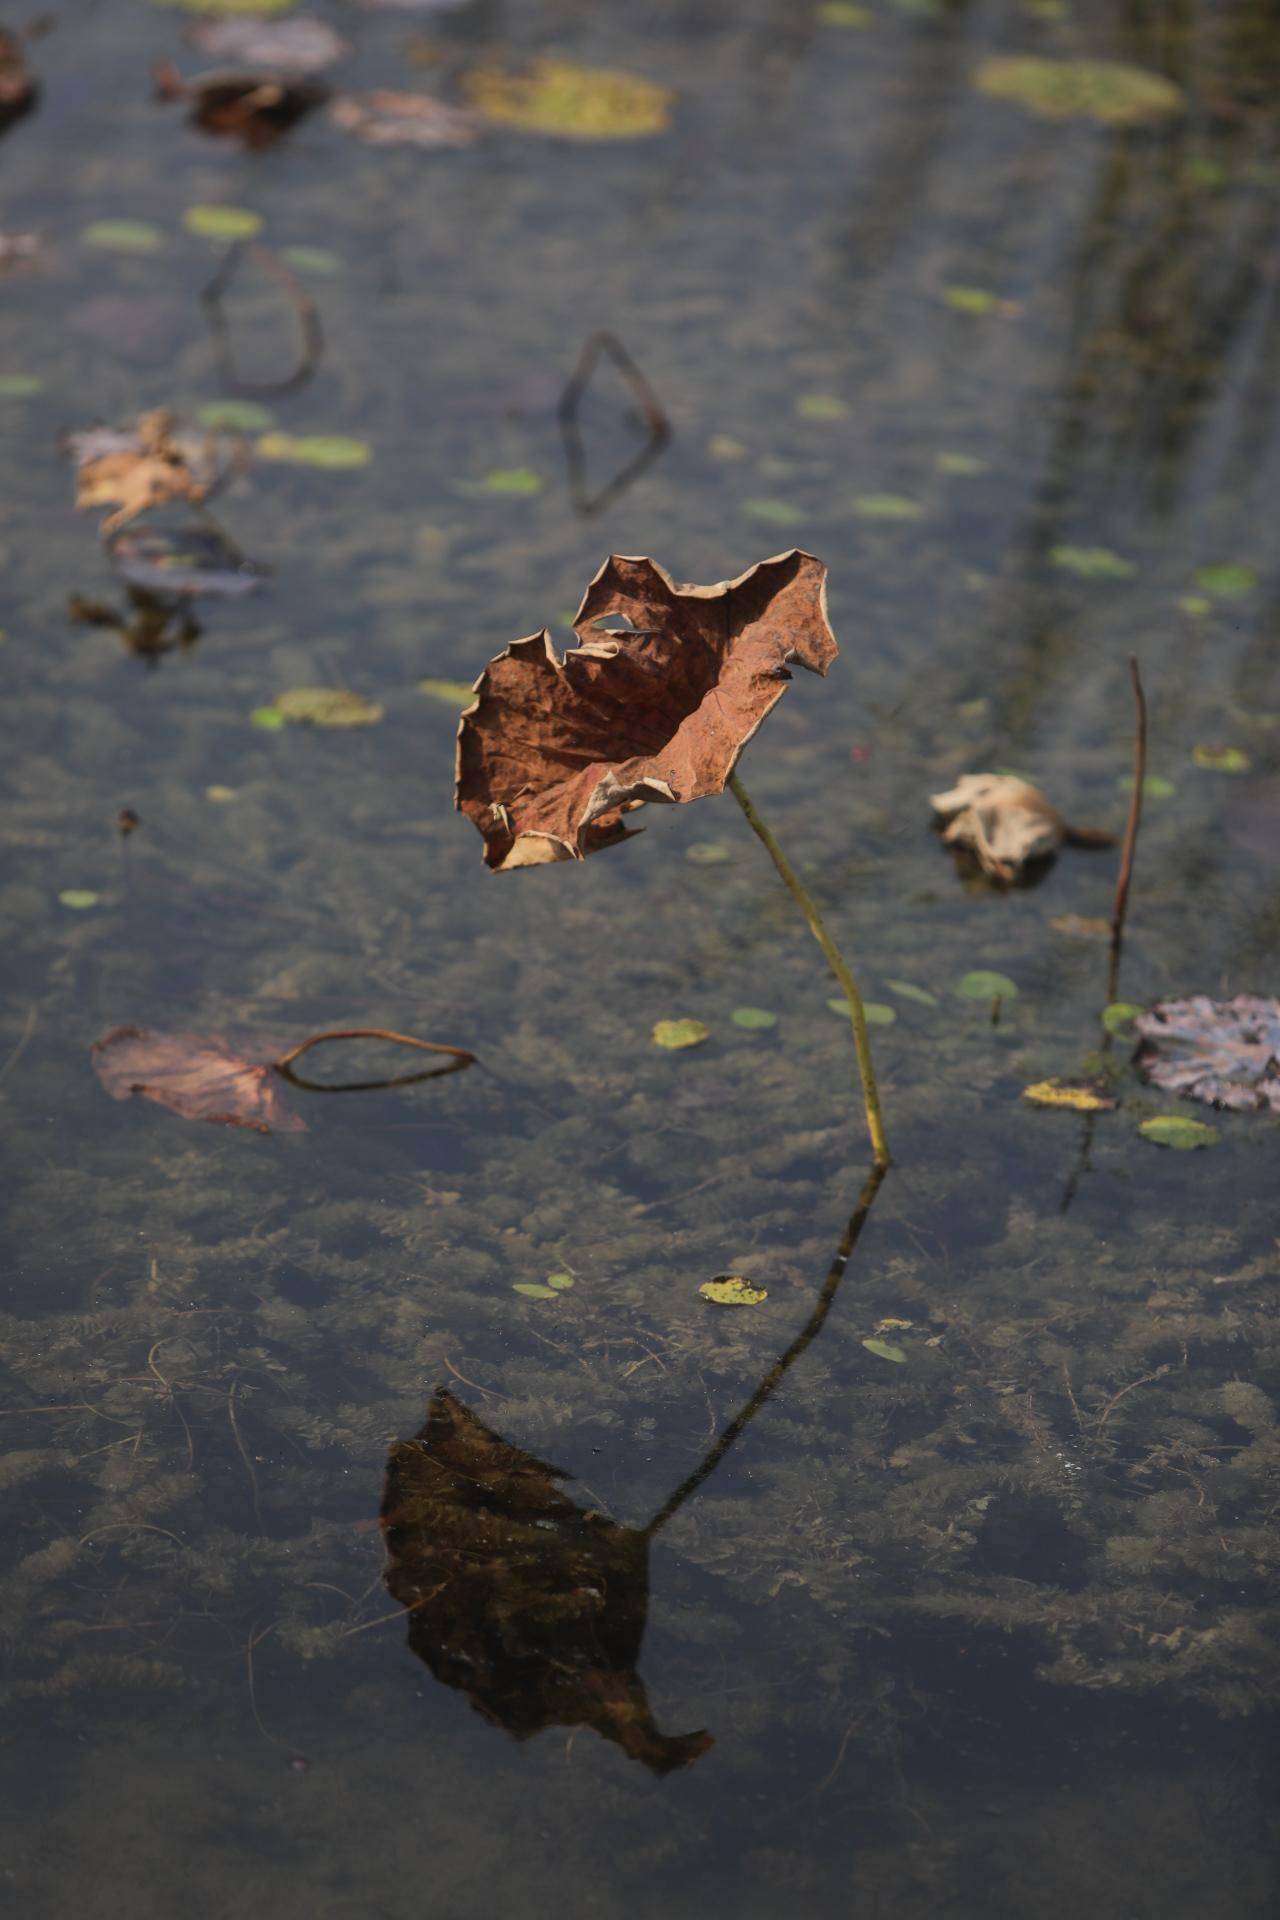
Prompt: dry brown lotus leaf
<box><xmin>92</xmin><ymin>1026</ymin><xmax>306</xmax><ymax>1133</ymax></box>
<box><xmin>66</xmin><ymin>411</ymin><xmax>222</xmax><ymax>536</ymax></box>
<box><xmin>154</xmin><ymin>64</ymin><xmax>329</xmax><ymax>148</ymax></box>
<box><xmin>0</xmin><ymin>27</ymin><xmax>36</xmax><ymax>131</ymax></box>
<box><xmin>930</xmin><ymin>773</ymin><xmax>1113</xmax><ymax>882</ymax></box>
<box><xmin>456</xmin><ymin>550</ymin><xmax>836</xmax><ymax>871</ymax></box>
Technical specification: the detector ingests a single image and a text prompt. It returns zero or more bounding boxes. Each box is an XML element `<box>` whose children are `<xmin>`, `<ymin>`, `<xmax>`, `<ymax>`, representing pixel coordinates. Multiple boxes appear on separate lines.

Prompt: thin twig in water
<box><xmin>1109</xmin><ymin>654</ymin><xmax>1147</xmax><ymax>994</ymax></box>
<box><xmin>0</xmin><ymin>1003</ymin><xmax>37</xmax><ymax>1088</ymax></box>
<box><xmin>558</xmin><ymin>329</ymin><xmax>671</xmax><ymax>516</ymax></box>
<box><xmin>227</xmin><ymin>1375</ymin><xmax>261</xmax><ymax>1523</ymax></box>
<box><xmin>1095</xmin><ymin>1364</ymin><xmax>1171</xmax><ymax>1441</ymax></box>
<box><xmin>441</xmin><ymin>1354</ymin><xmax>497</xmax><ymax>1399</ymax></box>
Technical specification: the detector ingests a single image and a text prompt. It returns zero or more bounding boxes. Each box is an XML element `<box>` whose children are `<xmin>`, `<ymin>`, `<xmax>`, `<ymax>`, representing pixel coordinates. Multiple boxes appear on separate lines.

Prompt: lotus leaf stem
<box><xmin>728</xmin><ymin>772</ymin><xmax>890</xmax><ymax>1167</ymax></box>
<box><xmin>272</xmin><ymin>1028</ymin><xmax>475</xmax><ymax>1073</ymax></box>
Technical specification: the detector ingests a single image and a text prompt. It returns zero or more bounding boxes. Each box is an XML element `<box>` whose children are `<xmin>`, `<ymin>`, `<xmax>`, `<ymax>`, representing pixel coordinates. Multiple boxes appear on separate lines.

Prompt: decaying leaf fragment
<box><xmin>455</xmin><ymin>550</ymin><xmax>836</xmax><ymax>870</ymax></box>
<box><xmin>1134</xmin><ymin>995</ymin><xmax>1280</xmax><ymax>1113</ymax></box>
<box><xmin>154</xmin><ymin>63</ymin><xmax>330</xmax><ymax>148</ymax></box>
<box><xmin>329</xmin><ymin>90</ymin><xmax>478</xmax><ymax>148</ymax></box>
<box><xmin>0</xmin><ymin>27</ymin><xmax>37</xmax><ymax>135</ymax></box>
<box><xmin>91</xmin><ymin>1026</ymin><xmax>307</xmax><ymax>1133</ymax></box>
<box><xmin>381</xmin><ymin>1390</ymin><xmax>712</xmax><ymax>1774</ymax></box>
<box><xmin>65</xmin><ymin>411</ymin><xmax>223</xmax><ymax>536</ymax></box>
<box><xmin>930</xmin><ymin>773</ymin><xmax>1114</xmax><ymax>883</ymax></box>
<box><xmin>188</xmin><ymin>16</ymin><xmax>351</xmax><ymax>73</ymax></box>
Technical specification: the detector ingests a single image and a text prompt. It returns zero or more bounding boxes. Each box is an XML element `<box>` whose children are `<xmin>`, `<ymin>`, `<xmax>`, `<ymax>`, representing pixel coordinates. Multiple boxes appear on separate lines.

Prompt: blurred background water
<box><xmin>1</xmin><ymin>3</ymin><xmax>1278</xmax><ymax>1916</ymax></box>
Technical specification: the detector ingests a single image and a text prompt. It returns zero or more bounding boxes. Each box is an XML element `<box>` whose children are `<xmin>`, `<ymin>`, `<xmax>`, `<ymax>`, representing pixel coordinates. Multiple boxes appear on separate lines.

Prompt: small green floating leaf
<box><xmin>274</xmin><ymin>688</ymin><xmax>383</xmax><ymax>728</ymax></box>
<box><xmin>1119</xmin><ymin>773</ymin><xmax>1175</xmax><ymax>799</ymax></box>
<box><xmin>250</xmin><ymin>706</ymin><xmax>285</xmax><ymax>730</ymax></box>
<box><xmin>513</xmin><ymin>1282</ymin><xmax>560</xmax><ymax>1300</ymax></box>
<box><xmin>546</xmin><ymin>1272</ymin><xmax>575</xmax><ymax>1291</ymax></box>
<box><xmin>419</xmin><ymin>677</ymin><xmax>476</xmax><ymax>708</ymax></box>
<box><xmin>817</xmin><ymin>2</ymin><xmax>873</xmax><ymax>24</ymax></box>
<box><xmin>862</xmin><ymin>1337</ymin><xmax>907</xmax><ymax>1364</ymax></box>
<box><xmin>463</xmin><ymin>57</ymin><xmax>673</xmax><ymax>140</ymax></box>
<box><xmin>1192</xmin><ymin>744</ymin><xmax>1251</xmax><ymax>774</ymax></box>
<box><xmin>150</xmin><ymin>0</ymin><xmax>299</xmax><ymax>13</ymax></box>
<box><xmin>1139</xmin><ymin>1114</ymin><xmax>1218</xmax><ymax>1151</ymax></box>
<box><xmin>708</xmin><ymin>434</ymin><xmax>748</xmax><ymax>460</ymax></box>
<box><xmin>732</xmin><ymin>1007</ymin><xmax>778</xmax><ymax>1030</ymax></box>
<box><xmin>81</xmin><ymin>219</ymin><xmax>165</xmax><ymax>254</ymax></box>
<box><xmin>183</xmin><ymin>204</ymin><xmax>262</xmax><ymax>241</ymax></box>
<box><xmin>1050</xmin><ymin>544</ymin><xmax>1136</xmax><ymax>581</ymax></box>
<box><xmin>957</xmin><ymin>970</ymin><xmax>1019</xmax><ymax>1002</ymax></box>
<box><xmin>196</xmin><ymin>399</ymin><xmax>274</xmax><ymax>432</ymax></box>
<box><xmin>1194</xmin><ymin>563</ymin><xmax>1256</xmax><ymax>598</ymax></box>
<box><xmin>1183</xmin><ymin>156</ymin><xmax>1226</xmax><ymax>190</ymax></box>
<box><xmin>795</xmin><ymin>393</ymin><xmax>849</xmax><ymax>421</ymax></box>
<box><xmin>1178</xmin><ymin>594</ymin><xmax>1212</xmax><ymax>618</ymax></box>
<box><xmin>1102</xmin><ymin>1001</ymin><xmax>1143</xmax><ymax>1036</ymax></box>
<box><xmin>935</xmin><ymin>450</ymin><xmax>987</xmax><ymax>476</ymax></box>
<box><xmin>257</xmin><ymin>432</ymin><xmax>372</xmax><ymax>469</ymax></box>
<box><xmin>828</xmin><ymin>998</ymin><xmax>896</xmax><ymax>1024</ymax></box>
<box><xmin>973</xmin><ymin>55</ymin><xmax>1183</xmax><ymax>127</ymax></box>
<box><xmin>686</xmin><ymin>841</ymin><xmax>732</xmax><ymax>866</ymax></box>
<box><xmin>58</xmin><ymin>889</ymin><xmax>100</xmax><ymax>910</ymax></box>
<box><xmin>851</xmin><ymin>493</ymin><xmax>923</xmax><ymax>521</ymax></box>
<box><xmin>280</xmin><ymin>245</ymin><xmax>342</xmax><ymax>276</ymax></box>
<box><xmin>886</xmin><ymin>978</ymin><xmax>939</xmax><ymax>1007</ymax></box>
<box><xmin>699</xmin><ymin>1276</ymin><xmax>768</xmax><ymax>1307</ymax></box>
<box><xmin>461</xmin><ymin>466</ymin><xmax>543</xmax><ymax>496</ymax></box>
<box><xmin>743</xmin><ymin>498</ymin><xmax>805</xmax><ymax>527</ymax></box>
<box><xmin>944</xmin><ymin>285</ymin><xmax>1000</xmax><ymax>315</ymax></box>
<box><xmin>0</xmin><ymin>374</ymin><xmax>43</xmax><ymax>398</ymax></box>
<box><xmin>652</xmin><ymin>1018</ymin><xmax>710</xmax><ymax>1051</ymax></box>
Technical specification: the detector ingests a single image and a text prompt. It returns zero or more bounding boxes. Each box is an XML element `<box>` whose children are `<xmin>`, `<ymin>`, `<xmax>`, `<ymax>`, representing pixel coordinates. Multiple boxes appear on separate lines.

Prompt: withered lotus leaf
<box><xmin>1133</xmin><ymin>995</ymin><xmax>1280</xmax><ymax>1113</ymax></box>
<box><xmin>455</xmin><ymin>550</ymin><xmax>836</xmax><ymax>870</ymax></box>
<box><xmin>65</xmin><ymin>411</ymin><xmax>223</xmax><ymax>537</ymax></box>
<box><xmin>381</xmin><ymin>1390</ymin><xmax>712</xmax><ymax>1774</ymax></box>
<box><xmin>92</xmin><ymin>1026</ymin><xmax>307</xmax><ymax>1133</ymax></box>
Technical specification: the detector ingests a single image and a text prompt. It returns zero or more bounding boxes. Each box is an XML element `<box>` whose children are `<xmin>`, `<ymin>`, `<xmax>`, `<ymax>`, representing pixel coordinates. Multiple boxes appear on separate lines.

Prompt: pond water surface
<box><xmin>2</xmin><ymin>3</ymin><xmax>1278</xmax><ymax>1916</ymax></box>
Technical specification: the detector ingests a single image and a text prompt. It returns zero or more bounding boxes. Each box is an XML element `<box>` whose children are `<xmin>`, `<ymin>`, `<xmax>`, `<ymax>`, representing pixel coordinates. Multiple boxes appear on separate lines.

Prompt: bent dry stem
<box><xmin>728</xmin><ymin>771</ymin><xmax>890</xmax><ymax>1168</ymax></box>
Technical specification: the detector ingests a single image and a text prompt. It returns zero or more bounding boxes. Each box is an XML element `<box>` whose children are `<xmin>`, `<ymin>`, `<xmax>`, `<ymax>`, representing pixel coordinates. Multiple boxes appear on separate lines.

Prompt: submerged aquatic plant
<box><xmin>454</xmin><ymin>550</ymin><xmax>890</xmax><ymax>1163</ymax></box>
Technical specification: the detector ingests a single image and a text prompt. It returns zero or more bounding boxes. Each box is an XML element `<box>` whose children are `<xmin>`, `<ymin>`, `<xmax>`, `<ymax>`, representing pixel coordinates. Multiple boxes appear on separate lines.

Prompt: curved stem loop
<box><xmin>271</xmin><ymin>1027</ymin><xmax>475</xmax><ymax>1074</ymax></box>
<box><xmin>728</xmin><ymin>772</ymin><xmax>890</xmax><ymax>1168</ymax></box>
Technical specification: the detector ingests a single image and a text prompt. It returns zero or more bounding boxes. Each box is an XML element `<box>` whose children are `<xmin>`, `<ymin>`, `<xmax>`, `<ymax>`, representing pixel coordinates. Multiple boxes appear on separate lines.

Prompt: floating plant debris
<box><xmin>652</xmin><ymin>1019</ymin><xmax>710</xmax><ymax>1050</ymax></box>
<box><xmin>272</xmin><ymin>688</ymin><xmax>384</xmax><ymax>727</ymax></box>
<box><xmin>329</xmin><ymin>90</ymin><xmax>478</xmax><ymax>148</ymax></box>
<box><xmin>699</xmin><ymin>1276</ymin><xmax>768</xmax><ymax>1306</ymax></box>
<box><xmin>1023</xmin><ymin>1080</ymin><xmax>1116</xmax><ymax>1112</ymax></box>
<box><xmin>64</xmin><ymin>410</ymin><xmax>223</xmax><ymax>536</ymax></box>
<box><xmin>973</xmin><ymin>55</ymin><xmax>1183</xmax><ymax>126</ymax></box>
<box><xmin>461</xmin><ymin>59</ymin><xmax>673</xmax><ymax>140</ymax></box>
<box><xmin>931</xmin><ymin>773</ymin><xmax>1114</xmax><ymax>882</ymax></box>
<box><xmin>1134</xmin><ymin>996</ymin><xmax>1280</xmax><ymax>1114</ymax></box>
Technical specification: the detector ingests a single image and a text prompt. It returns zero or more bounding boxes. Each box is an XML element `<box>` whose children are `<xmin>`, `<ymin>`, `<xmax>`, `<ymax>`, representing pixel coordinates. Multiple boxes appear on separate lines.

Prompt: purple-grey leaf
<box><xmin>1133</xmin><ymin>995</ymin><xmax>1280</xmax><ymax>1113</ymax></box>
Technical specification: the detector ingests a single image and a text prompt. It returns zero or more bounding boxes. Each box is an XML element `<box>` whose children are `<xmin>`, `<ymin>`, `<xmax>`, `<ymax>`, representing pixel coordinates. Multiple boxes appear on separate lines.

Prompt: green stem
<box><xmin>728</xmin><ymin>770</ymin><xmax>890</xmax><ymax>1168</ymax></box>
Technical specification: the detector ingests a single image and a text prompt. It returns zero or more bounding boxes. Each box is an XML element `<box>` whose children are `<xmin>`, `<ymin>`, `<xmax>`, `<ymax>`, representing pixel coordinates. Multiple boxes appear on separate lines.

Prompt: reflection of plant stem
<box><xmin>641</xmin><ymin>1161</ymin><xmax>887</xmax><ymax>1538</ymax></box>
<box><xmin>728</xmin><ymin>771</ymin><xmax>890</xmax><ymax>1167</ymax></box>
<box><xmin>1108</xmin><ymin>654</ymin><xmax>1147</xmax><ymax>1002</ymax></box>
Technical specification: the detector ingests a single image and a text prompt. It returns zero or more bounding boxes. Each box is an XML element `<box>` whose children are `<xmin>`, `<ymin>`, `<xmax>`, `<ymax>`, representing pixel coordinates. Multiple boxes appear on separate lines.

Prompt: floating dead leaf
<box><xmin>1192</xmin><ymin>745</ymin><xmax>1251</xmax><ymax>774</ymax></box>
<box><xmin>1023</xmin><ymin>1079</ymin><xmax>1116</xmax><ymax>1112</ymax></box>
<box><xmin>652</xmin><ymin>1019</ymin><xmax>709</xmax><ymax>1051</ymax></box>
<box><xmin>455</xmin><ymin>550</ymin><xmax>836</xmax><ymax>870</ymax></box>
<box><xmin>92</xmin><ymin>1025</ymin><xmax>307</xmax><ymax>1133</ymax></box>
<box><xmin>64</xmin><ymin>411</ymin><xmax>223</xmax><ymax>536</ymax></box>
<box><xmin>1133</xmin><ymin>995</ymin><xmax>1280</xmax><ymax>1113</ymax></box>
<box><xmin>0</xmin><ymin>27</ymin><xmax>37</xmax><ymax>136</ymax></box>
<box><xmin>382</xmin><ymin>1390</ymin><xmax>712</xmax><ymax>1773</ymax></box>
<box><xmin>1048</xmin><ymin>913</ymin><xmax>1111</xmax><ymax>940</ymax></box>
<box><xmin>273</xmin><ymin>687</ymin><xmax>384</xmax><ymax>727</ymax></box>
<box><xmin>699</xmin><ymin>1276</ymin><xmax>768</xmax><ymax>1306</ymax></box>
<box><xmin>931</xmin><ymin>773</ymin><xmax>1114</xmax><ymax>882</ymax></box>
<box><xmin>255</xmin><ymin>432</ymin><xmax>370</xmax><ymax>468</ymax></box>
<box><xmin>973</xmin><ymin>55</ymin><xmax>1183</xmax><ymax>126</ymax></box>
<box><xmin>107</xmin><ymin>526</ymin><xmax>268</xmax><ymax>600</ymax></box>
<box><xmin>154</xmin><ymin>62</ymin><xmax>329</xmax><ymax>147</ymax></box>
<box><xmin>462</xmin><ymin>58</ymin><xmax>673</xmax><ymax>140</ymax></box>
<box><xmin>188</xmin><ymin>15</ymin><xmax>350</xmax><ymax>71</ymax></box>
<box><xmin>329</xmin><ymin>89</ymin><xmax>478</xmax><ymax>147</ymax></box>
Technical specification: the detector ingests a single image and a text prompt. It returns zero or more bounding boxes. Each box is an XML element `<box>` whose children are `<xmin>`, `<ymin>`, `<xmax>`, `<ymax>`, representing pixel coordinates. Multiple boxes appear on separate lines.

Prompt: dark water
<box><xmin>2</xmin><ymin>2</ymin><xmax>1278</xmax><ymax>1915</ymax></box>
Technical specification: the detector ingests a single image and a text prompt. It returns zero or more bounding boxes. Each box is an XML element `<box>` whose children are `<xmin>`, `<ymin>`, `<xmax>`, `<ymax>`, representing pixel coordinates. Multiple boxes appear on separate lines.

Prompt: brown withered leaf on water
<box><xmin>381</xmin><ymin>1390</ymin><xmax>712</xmax><ymax>1774</ymax></box>
<box><xmin>65</xmin><ymin>411</ymin><xmax>223</xmax><ymax>537</ymax></box>
<box><xmin>328</xmin><ymin>89</ymin><xmax>479</xmax><ymax>148</ymax></box>
<box><xmin>1133</xmin><ymin>995</ymin><xmax>1280</xmax><ymax>1113</ymax></box>
<box><xmin>930</xmin><ymin>772</ymin><xmax>1114</xmax><ymax>883</ymax></box>
<box><xmin>456</xmin><ymin>550</ymin><xmax>836</xmax><ymax>870</ymax></box>
<box><xmin>154</xmin><ymin>63</ymin><xmax>329</xmax><ymax>148</ymax></box>
<box><xmin>188</xmin><ymin>16</ymin><xmax>351</xmax><ymax>74</ymax></box>
<box><xmin>91</xmin><ymin>1026</ymin><xmax>307</xmax><ymax>1133</ymax></box>
<box><xmin>0</xmin><ymin>27</ymin><xmax>37</xmax><ymax>135</ymax></box>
